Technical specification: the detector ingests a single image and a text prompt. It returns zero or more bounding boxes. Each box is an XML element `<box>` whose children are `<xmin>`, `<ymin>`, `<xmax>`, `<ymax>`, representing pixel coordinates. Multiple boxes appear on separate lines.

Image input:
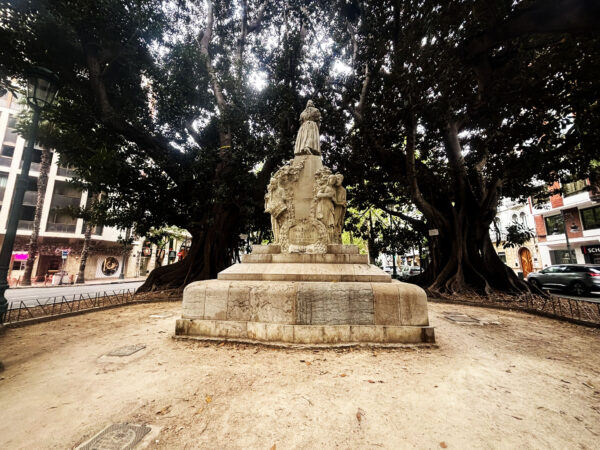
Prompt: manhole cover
<box><xmin>107</xmin><ymin>344</ymin><xmax>146</xmax><ymax>357</ymax></box>
<box><xmin>77</xmin><ymin>423</ymin><xmax>151</xmax><ymax>450</ymax></box>
<box><xmin>443</xmin><ymin>313</ymin><xmax>481</xmax><ymax>324</ymax></box>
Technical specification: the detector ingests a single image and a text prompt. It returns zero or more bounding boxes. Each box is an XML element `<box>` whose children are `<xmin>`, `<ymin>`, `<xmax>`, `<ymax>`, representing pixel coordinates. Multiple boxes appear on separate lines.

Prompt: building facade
<box><xmin>491</xmin><ymin>198</ymin><xmax>543</xmax><ymax>278</ymax></box>
<box><xmin>532</xmin><ymin>180</ymin><xmax>600</xmax><ymax>267</ymax></box>
<box><xmin>0</xmin><ymin>90</ymin><xmax>144</xmax><ymax>284</ymax></box>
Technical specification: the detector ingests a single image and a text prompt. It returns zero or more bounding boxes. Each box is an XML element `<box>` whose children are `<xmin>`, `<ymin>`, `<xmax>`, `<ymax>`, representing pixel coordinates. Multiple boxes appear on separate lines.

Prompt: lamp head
<box><xmin>26</xmin><ymin>66</ymin><xmax>59</xmax><ymax>109</ymax></box>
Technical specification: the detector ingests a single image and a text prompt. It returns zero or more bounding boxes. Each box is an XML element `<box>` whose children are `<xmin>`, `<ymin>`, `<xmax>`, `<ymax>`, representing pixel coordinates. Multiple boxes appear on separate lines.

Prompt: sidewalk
<box><xmin>8</xmin><ymin>276</ymin><xmax>146</xmax><ymax>289</ymax></box>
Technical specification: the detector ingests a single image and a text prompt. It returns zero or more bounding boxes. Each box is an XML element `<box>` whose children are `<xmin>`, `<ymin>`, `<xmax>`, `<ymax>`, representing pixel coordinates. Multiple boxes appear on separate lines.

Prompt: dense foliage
<box><xmin>1</xmin><ymin>0</ymin><xmax>598</xmax><ymax>294</ymax></box>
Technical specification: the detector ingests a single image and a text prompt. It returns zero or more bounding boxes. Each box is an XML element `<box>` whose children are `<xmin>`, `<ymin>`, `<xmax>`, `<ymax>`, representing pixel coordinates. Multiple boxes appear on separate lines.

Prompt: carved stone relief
<box><xmin>265</xmin><ymin>101</ymin><xmax>347</xmax><ymax>253</ymax></box>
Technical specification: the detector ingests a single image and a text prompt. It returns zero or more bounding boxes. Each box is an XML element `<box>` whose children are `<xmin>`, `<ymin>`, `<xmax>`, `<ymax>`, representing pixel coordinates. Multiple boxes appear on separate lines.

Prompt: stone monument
<box><xmin>176</xmin><ymin>100</ymin><xmax>434</xmax><ymax>345</ymax></box>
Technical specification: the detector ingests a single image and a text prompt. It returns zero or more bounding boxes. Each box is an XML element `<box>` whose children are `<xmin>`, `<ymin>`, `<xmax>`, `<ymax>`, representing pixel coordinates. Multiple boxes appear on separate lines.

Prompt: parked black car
<box><xmin>527</xmin><ymin>264</ymin><xmax>600</xmax><ymax>296</ymax></box>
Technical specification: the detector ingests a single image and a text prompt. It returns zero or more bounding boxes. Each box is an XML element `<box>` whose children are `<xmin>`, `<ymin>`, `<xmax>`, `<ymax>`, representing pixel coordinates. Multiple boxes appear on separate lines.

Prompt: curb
<box><xmin>8</xmin><ymin>279</ymin><xmax>146</xmax><ymax>290</ymax></box>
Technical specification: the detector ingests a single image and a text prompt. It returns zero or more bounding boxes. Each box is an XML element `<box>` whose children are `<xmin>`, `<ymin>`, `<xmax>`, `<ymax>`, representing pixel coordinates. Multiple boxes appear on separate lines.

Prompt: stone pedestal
<box><xmin>176</xmin><ymin>244</ymin><xmax>435</xmax><ymax>346</ymax></box>
<box><xmin>176</xmin><ymin>101</ymin><xmax>434</xmax><ymax>346</ymax></box>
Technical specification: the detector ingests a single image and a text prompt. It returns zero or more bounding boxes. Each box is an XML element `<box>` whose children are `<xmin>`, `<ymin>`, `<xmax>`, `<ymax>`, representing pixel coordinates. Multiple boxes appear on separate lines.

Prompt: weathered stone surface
<box><xmin>296</xmin><ymin>282</ymin><xmax>374</xmax><ymax>325</ymax></box>
<box><xmin>251</xmin><ymin>244</ymin><xmax>281</xmax><ymax>254</ymax></box>
<box><xmin>250</xmin><ymin>282</ymin><xmax>296</xmax><ymax>323</ymax></box>
<box><xmin>181</xmin><ymin>282</ymin><xmax>206</xmax><ymax>319</ymax></box>
<box><xmin>175</xmin><ymin>318</ymin><xmax>434</xmax><ymax>345</ymax></box>
<box><xmin>396</xmin><ymin>282</ymin><xmax>429</xmax><ymax>326</ymax></box>
<box><xmin>327</xmin><ymin>244</ymin><xmax>359</xmax><ymax>254</ymax></box>
<box><xmin>241</xmin><ymin>253</ymin><xmax>368</xmax><ymax>264</ymax></box>
<box><xmin>203</xmin><ymin>280</ymin><xmax>230</xmax><ymax>320</ymax></box>
<box><xmin>372</xmin><ymin>283</ymin><xmax>400</xmax><ymax>325</ymax></box>
<box><xmin>217</xmin><ymin>262</ymin><xmax>391</xmax><ymax>283</ymax></box>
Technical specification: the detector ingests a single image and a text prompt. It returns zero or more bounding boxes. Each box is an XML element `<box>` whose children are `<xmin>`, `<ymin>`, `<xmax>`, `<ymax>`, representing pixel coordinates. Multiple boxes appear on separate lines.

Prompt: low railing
<box><xmin>45</xmin><ymin>222</ymin><xmax>77</xmax><ymax>233</ymax></box>
<box><xmin>57</xmin><ymin>166</ymin><xmax>77</xmax><ymax>178</ymax></box>
<box><xmin>4</xmin><ymin>288</ymin><xmax>137</xmax><ymax>324</ymax></box>
<box><xmin>49</xmin><ymin>194</ymin><xmax>81</xmax><ymax>209</ymax></box>
<box><xmin>17</xmin><ymin>220</ymin><xmax>35</xmax><ymax>230</ymax></box>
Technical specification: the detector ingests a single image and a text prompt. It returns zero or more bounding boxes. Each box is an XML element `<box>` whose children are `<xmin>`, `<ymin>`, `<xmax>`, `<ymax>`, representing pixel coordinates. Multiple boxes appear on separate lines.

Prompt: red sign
<box><xmin>13</xmin><ymin>252</ymin><xmax>28</xmax><ymax>261</ymax></box>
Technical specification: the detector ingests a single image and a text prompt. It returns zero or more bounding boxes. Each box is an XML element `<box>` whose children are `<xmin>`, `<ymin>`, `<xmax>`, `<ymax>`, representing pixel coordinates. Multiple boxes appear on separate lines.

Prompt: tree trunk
<box><xmin>137</xmin><ymin>206</ymin><xmax>239</xmax><ymax>292</ymax></box>
<box><xmin>21</xmin><ymin>147</ymin><xmax>52</xmax><ymax>286</ymax></box>
<box><xmin>76</xmin><ymin>223</ymin><xmax>92</xmax><ymax>283</ymax></box>
<box><xmin>419</xmin><ymin>207</ymin><xmax>532</xmax><ymax>296</ymax></box>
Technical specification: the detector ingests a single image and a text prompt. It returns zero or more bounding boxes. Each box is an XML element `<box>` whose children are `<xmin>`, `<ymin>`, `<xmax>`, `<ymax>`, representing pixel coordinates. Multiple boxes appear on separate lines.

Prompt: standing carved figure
<box><xmin>316</xmin><ymin>175</ymin><xmax>337</xmax><ymax>241</ymax></box>
<box><xmin>294</xmin><ymin>100</ymin><xmax>321</xmax><ymax>156</ymax></box>
<box><xmin>333</xmin><ymin>174</ymin><xmax>347</xmax><ymax>242</ymax></box>
<box><xmin>265</xmin><ymin>179</ymin><xmax>287</xmax><ymax>242</ymax></box>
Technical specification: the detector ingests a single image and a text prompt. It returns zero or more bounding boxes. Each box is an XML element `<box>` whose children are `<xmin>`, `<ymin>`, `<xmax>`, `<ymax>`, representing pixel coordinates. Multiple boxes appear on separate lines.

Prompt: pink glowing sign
<box><xmin>13</xmin><ymin>253</ymin><xmax>28</xmax><ymax>261</ymax></box>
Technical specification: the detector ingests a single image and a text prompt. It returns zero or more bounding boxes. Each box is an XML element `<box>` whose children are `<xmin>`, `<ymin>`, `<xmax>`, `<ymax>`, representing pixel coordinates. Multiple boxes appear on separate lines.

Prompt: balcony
<box><xmin>57</xmin><ymin>166</ymin><xmax>77</xmax><ymax>178</ymax></box>
<box><xmin>50</xmin><ymin>194</ymin><xmax>81</xmax><ymax>209</ymax></box>
<box><xmin>17</xmin><ymin>220</ymin><xmax>34</xmax><ymax>231</ymax></box>
<box><xmin>46</xmin><ymin>222</ymin><xmax>77</xmax><ymax>233</ymax></box>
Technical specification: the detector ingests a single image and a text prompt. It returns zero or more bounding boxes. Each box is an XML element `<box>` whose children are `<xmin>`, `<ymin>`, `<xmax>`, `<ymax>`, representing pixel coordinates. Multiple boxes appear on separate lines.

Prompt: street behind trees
<box><xmin>0</xmin><ymin>0</ymin><xmax>598</xmax><ymax>296</ymax></box>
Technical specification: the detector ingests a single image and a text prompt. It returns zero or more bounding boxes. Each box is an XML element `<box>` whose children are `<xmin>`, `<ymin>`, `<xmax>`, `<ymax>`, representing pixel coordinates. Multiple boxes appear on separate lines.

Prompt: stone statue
<box><xmin>316</xmin><ymin>175</ymin><xmax>337</xmax><ymax>241</ymax></box>
<box><xmin>333</xmin><ymin>174</ymin><xmax>347</xmax><ymax>242</ymax></box>
<box><xmin>294</xmin><ymin>100</ymin><xmax>321</xmax><ymax>156</ymax></box>
<box><xmin>265</xmin><ymin>178</ymin><xmax>287</xmax><ymax>242</ymax></box>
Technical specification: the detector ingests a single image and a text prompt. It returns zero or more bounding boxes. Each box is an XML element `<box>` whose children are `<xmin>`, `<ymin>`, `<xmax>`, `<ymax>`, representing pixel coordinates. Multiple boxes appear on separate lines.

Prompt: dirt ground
<box><xmin>0</xmin><ymin>302</ymin><xmax>599</xmax><ymax>449</ymax></box>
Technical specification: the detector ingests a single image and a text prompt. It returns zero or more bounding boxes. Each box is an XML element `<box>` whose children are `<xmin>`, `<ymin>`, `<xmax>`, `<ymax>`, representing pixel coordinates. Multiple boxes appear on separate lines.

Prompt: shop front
<box><xmin>582</xmin><ymin>245</ymin><xmax>600</xmax><ymax>264</ymax></box>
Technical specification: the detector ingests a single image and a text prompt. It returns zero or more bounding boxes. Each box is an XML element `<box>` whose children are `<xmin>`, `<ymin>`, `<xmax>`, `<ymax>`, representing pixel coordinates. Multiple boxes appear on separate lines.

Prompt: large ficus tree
<box><xmin>0</xmin><ymin>0</ymin><xmax>320</xmax><ymax>291</ymax></box>
<box><xmin>323</xmin><ymin>0</ymin><xmax>600</xmax><ymax>295</ymax></box>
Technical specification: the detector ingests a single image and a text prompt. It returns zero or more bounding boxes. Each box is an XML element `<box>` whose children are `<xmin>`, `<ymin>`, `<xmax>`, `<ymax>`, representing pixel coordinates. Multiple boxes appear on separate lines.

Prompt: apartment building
<box><xmin>491</xmin><ymin>198</ymin><xmax>542</xmax><ymax>278</ymax></box>
<box><xmin>532</xmin><ymin>180</ymin><xmax>600</xmax><ymax>267</ymax></box>
<box><xmin>0</xmin><ymin>90</ymin><xmax>143</xmax><ymax>284</ymax></box>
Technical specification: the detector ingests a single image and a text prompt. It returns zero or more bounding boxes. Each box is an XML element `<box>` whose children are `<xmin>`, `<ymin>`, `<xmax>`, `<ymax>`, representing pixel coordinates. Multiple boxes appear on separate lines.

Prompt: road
<box><xmin>6</xmin><ymin>281</ymin><xmax>144</xmax><ymax>309</ymax></box>
<box><xmin>547</xmin><ymin>290</ymin><xmax>600</xmax><ymax>303</ymax></box>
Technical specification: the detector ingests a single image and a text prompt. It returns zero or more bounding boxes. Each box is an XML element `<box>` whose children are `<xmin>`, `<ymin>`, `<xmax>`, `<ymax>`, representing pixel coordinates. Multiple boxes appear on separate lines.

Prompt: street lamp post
<box><xmin>0</xmin><ymin>67</ymin><xmax>59</xmax><ymax>323</ymax></box>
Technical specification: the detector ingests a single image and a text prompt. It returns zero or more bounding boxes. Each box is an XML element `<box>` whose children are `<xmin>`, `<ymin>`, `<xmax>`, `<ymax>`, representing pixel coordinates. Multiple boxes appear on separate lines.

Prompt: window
<box><xmin>0</xmin><ymin>173</ymin><xmax>7</xmax><ymax>207</ymax></box>
<box><xmin>543</xmin><ymin>265</ymin><xmax>565</xmax><ymax>273</ymax></box>
<box><xmin>545</xmin><ymin>215</ymin><xmax>564</xmax><ymax>235</ymax></box>
<box><xmin>564</xmin><ymin>266</ymin><xmax>587</xmax><ymax>273</ymax></box>
<box><xmin>511</xmin><ymin>213</ymin><xmax>518</xmax><ymax>223</ymax></box>
<box><xmin>498</xmin><ymin>252</ymin><xmax>506</xmax><ymax>263</ymax></box>
<box><xmin>4</xmin><ymin>116</ymin><xmax>19</xmax><ymax>142</ymax></box>
<box><xmin>519</xmin><ymin>212</ymin><xmax>528</xmax><ymax>227</ymax></box>
<box><xmin>550</xmin><ymin>250</ymin><xmax>576</xmax><ymax>265</ymax></box>
<box><xmin>1</xmin><ymin>144</ymin><xmax>14</xmax><ymax>157</ymax></box>
<box><xmin>563</xmin><ymin>179</ymin><xmax>587</xmax><ymax>197</ymax></box>
<box><xmin>581</xmin><ymin>205</ymin><xmax>600</xmax><ymax>231</ymax></box>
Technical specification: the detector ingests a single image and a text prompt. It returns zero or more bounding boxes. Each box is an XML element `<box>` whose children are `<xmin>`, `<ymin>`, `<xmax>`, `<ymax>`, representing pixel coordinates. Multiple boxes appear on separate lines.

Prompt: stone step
<box><xmin>241</xmin><ymin>253</ymin><xmax>369</xmax><ymax>264</ymax></box>
<box><xmin>250</xmin><ymin>244</ymin><xmax>360</xmax><ymax>255</ymax></box>
<box><xmin>217</xmin><ymin>262</ymin><xmax>391</xmax><ymax>282</ymax></box>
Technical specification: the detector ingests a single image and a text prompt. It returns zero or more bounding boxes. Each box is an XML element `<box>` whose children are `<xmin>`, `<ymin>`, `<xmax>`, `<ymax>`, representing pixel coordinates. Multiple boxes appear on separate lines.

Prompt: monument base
<box><xmin>176</xmin><ymin>245</ymin><xmax>435</xmax><ymax>346</ymax></box>
<box><xmin>175</xmin><ymin>319</ymin><xmax>435</xmax><ymax>346</ymax></box>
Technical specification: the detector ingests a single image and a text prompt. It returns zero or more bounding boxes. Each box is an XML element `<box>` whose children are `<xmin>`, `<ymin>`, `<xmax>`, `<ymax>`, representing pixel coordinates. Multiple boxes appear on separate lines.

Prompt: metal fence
<box><xmin>4</xmin><ymin>288</ymin><xmax>137</xmax><ymax>324</ymax></box>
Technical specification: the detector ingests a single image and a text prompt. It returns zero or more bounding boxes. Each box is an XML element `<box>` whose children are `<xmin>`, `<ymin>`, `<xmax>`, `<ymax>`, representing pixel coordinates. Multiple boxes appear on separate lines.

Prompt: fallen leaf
<box><xmin>156</xmin><ymin>405</ymin><xmax>171</xmax><ymax>415</ymax></box>
<box><xmin>340</xmin><ymin>373</ymin><xmax>347</xmax><ymax>377</ymax></box>
<box><xmin>205</xmin><ymin>396</ymin><xmax>212</xmax><ymax>404</ymax></box>
<box><xmin>440</xmin><ymin>442</ymin><xmax>447</xmax><ymax>448</ymax></box>
<box><xmin>367</xmin><ymin>380</ymin><xmax>375</xmax><ymax>384</ymax></box>
<box><xmin>219</xmin><ymin>342</ymin><xmax>225</xmax><ymax>347</ymax></box>
<box><xmin>270</xmin><ymin>445</ymin><xmax>276</xmax><ymax>450</ymax></box>
<box><xmin>356</xmin><ymin>408</ymin><xmax>365</xmax><ymax>424</ymax></box>
<box><xmin>305</xmin><ymin>361</ymin><xmax>311</xmax><ymax>366</ymax></box>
